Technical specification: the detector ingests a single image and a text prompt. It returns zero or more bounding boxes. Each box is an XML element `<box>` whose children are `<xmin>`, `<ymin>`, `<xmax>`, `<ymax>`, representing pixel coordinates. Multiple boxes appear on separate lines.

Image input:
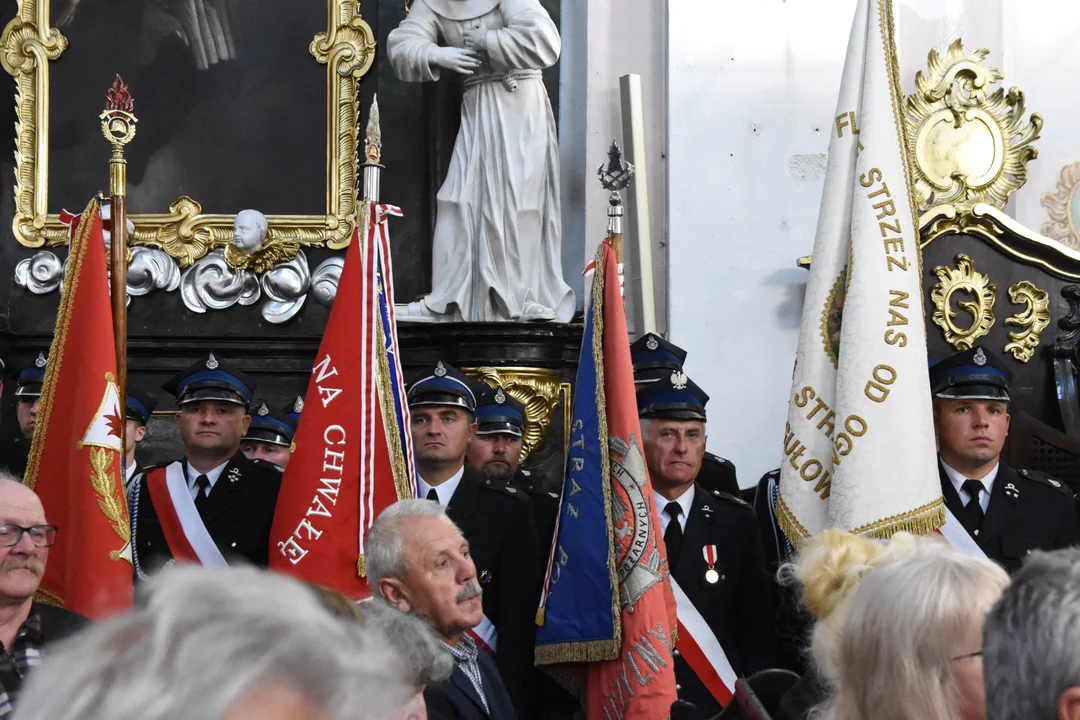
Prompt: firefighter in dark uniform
<box><xmin>129</xmin><ymin>353</ymin><xmax>282</xmax><ymax>579</ymax></box>
<box><xmin>639</xmin><ymin>370</ymin><xmax>776</xmax><ymax>718</ymax></box>
<box><xmin>1</xmin><ymin>353</ymin><xmax>47</xmax><ymax>478</ymax></box>
<box><xmin>932</xmin><ymin>345</ymin><xmax>1080</xmax><ymax>572</ymax></box>
<box><xmin>407</xmin><ymin>361</ymin><xmax>539</xmax><ymax>717</ymax></box>
<box><xmin>240</xmin><ymin>399</ymin><xmax>298</xmax><ymax>470</ymax></box>
<box><xmin>466</xmin><ymin>384</ymin><xmax>560</xmax><ymax>580</ymax></box>
<box><xmin>123</xmin><ymin>388</ymin><xmax>157</xmax><ymax>491</ymax></box>
<box><xmin>630</xmin><ymin>333</ymin><xmax>739</xmax><ymax>496</ymax></box>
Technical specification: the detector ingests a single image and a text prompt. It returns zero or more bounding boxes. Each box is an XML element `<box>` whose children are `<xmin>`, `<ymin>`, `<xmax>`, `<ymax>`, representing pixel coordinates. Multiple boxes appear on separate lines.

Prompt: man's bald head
<box><xmin>0</xmin><ymin>474</ymin><xmax>48</xmax><ymax>607</ymax></box>
<box><xmin>0</xmin><ymin>478</ymin><xmax>45</xmax><ymax>524</ymax></box>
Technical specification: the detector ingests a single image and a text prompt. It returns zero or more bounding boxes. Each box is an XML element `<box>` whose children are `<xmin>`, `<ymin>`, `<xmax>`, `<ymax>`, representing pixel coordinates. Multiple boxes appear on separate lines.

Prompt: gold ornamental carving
<box><xmin>2</xmin><ymin>0</ymin><xmax>375</xmax><ymax>260</ymax></box>
<box><xmin>1040</xmin><ymin>161</ymin><xmax>1080</xmax><ymax>251</ymax></box>
<box><xmin>466</xmin><ymin>367</ymin><xmax>563</xmax><ymax>463</ymax></box>
<box><xmin>1003</xmin><ymin>280</ymin><xmax>1049</xmax><ymax>363</ymax></box>
<box><xmin>904</xmin><ymin>40</ymin><xmax>1041</xmax><ymax>212</ymax></box>
<box><xmin>931</xmin><ymin>254</ymin><xmax>996</xmax><ymax>351</ymax></box>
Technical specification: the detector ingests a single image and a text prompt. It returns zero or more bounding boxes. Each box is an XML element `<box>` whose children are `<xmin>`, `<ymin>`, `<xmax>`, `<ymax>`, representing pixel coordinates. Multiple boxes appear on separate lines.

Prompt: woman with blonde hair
<box><xmin>820</xmin><ymin>539</ymin><xmax>1009</xmax><ymax>720</ymax></box>
<box><xmin>776</xmin><ymin>529</ymin><xmax>919</xmax><ymax>720</ymax></box>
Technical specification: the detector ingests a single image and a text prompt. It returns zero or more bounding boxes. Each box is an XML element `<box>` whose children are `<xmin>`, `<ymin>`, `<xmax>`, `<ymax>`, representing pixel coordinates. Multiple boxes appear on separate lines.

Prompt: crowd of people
<box><xmin>0</xmin><ymin>332</ymin><xmax>1072</xmax><ymax>719</ymax></box>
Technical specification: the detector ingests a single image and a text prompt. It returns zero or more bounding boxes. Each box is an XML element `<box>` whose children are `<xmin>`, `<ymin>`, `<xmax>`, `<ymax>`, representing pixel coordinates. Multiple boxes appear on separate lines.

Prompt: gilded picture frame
<box><xmin>0</xmin><ymin>0</ymin><xmax>375</xmax><ymax>264</ymax></box>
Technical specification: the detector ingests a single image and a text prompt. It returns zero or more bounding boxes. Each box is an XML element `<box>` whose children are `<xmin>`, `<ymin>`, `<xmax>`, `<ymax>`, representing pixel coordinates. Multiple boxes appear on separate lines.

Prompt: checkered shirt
<box><xmin>438</xmin><ymin>633</ymin><xmax>489</xmax><ymax>714</ymax></box>
<box><xmin>0</xmin><ymin>612</ymin><xmax>43</xmax><ymax>717</ymax></box>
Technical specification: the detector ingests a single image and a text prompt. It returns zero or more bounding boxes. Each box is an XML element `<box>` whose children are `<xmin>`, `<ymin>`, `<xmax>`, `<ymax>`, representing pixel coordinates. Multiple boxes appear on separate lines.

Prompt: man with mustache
<box><xmin>129</xmin><ymin>352</ymin><xmax>282</xmax><ymax>578</ymax></box>
<box><xmin>368</xmin><ymin>499</ymin><xmax>516</xmax><ymax>720</ymax></box>
<box><xmin>639</xmin><ymin>370</ymin><xmax>775</xmax><ymax>718</ymax></box>
<box><xmin>407</xmin><ymin>361</ymin><xmax>538</xmax><ymax>717</ymax></box>
<box><xmin>0</xmin><ymin>475</ymin><xmax>88</xmax><ymax>718</ymax></box>
<box><xmin>932</xmin><ymin>346</ymin><xmax>1080</xmax><ymax>571</ymax></box>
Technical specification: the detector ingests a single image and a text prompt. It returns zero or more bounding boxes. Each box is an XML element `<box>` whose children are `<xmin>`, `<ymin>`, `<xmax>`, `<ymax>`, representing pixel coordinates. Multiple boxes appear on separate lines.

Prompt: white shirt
<box><xmin>185</xmin><ymin>460</ymin><xmax>229</xmax><ymax>501</ymax></box>
<box><xmin>654</xmin><ymin>485</ymin><xmax>695</xmax><ymax>534</ymax></box>
<box><xmin>942</xmin><ymin>460</ymin><xmax>999</xmax><ymax>514</ymax></box>
<box><xmin>417</xmin><ymin>465</ymin><xmax>466</xmax><ymax>506</ymax></box>
<box><xmin>125</xmin><ymin>461</ymin><xmax>137</xmax><ymax>486</ymax></box>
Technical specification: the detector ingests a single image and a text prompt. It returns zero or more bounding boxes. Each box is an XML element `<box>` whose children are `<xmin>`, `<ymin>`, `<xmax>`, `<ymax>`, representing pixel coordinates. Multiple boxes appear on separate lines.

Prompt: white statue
<box><xmin>232</xmin><ymin>209</ymin><xmax>267</xmax><ymax>254</ymax></box>
<box><xmin>388</xmin><ymin>0</ymin><xmax>574</xmax><ymax>323</ymax></box>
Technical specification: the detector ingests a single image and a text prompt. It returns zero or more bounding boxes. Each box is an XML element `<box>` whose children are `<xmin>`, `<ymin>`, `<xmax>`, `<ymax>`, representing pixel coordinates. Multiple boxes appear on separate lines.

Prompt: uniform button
<box><xmin>230</xmin><ymin>542</ymin><xmax>237</xmax><ymax>548</ymax></box>
<box><xmin>675</xmin><ymin>684</ymin><xmax>682</xmax><ymax>693</ymax></box>
<box><xmin>673</xmin><ymin>648</ymin><xmax>680</xmax><ymax>657</ymax></box>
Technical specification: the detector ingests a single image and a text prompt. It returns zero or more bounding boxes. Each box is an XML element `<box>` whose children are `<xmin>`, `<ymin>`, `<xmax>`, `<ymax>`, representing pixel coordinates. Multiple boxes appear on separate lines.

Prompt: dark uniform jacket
<box><xmin>130</xmin><ymin>450</ymin><xmax>282</xmax><ymax>576</ymax></box>
<box><xmin>0</xmin><ymin>437</ymin><xmax>30</xmax><ymax>479</ymax></box>
<box><xmin>696</xmin><ymin>452</ymin><xmax>739</xmax><ymax>497</ymax></box>
<box><xmin>424</xmin><ymin>647</ymin><xmax>517</xmax><ymax>720</ymax></box>
<box><xmin>671</xmin><ymin>483</ymin><xmax>777</xmax><ymax>718</ymax></box>
<box><xmin>445</xmin><ymin>468</ymin><xmax>539</xmax><ymax>718</ymax></box>
<box><xmin>507</xmin><ymin>468</ymin><xmax>559</xmax><ymax>575</ymax></box>
<box><xmin>939</xmin><ymin>460</ymin><xmax>1080</xmax><ymax>573</ymax></box>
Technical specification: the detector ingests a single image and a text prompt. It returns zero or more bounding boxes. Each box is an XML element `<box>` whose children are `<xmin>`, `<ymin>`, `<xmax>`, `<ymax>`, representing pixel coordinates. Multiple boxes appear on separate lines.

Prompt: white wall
<box><xmin>667</xmin><ymin>0</ymin><xmax>855</xmax><ymax>486</ymax></box>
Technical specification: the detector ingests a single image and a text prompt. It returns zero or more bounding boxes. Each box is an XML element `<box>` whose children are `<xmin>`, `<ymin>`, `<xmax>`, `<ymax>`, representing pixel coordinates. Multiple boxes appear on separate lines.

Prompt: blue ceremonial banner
<box><xmin>535</xmin><ymin>240</ymin><xmax>678</xmax><ymax>714</ymax></box>
<box><xmin>534</xmin><ymin>272</ymin><xmax>618</xmax><ymax>660</ymax></box>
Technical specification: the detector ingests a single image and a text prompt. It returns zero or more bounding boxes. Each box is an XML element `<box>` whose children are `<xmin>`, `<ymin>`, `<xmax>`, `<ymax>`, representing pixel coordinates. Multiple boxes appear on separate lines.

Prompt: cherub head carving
<box><xmin>233</xmin><ymin>209</ymin><xmax>268</xmax><ymax>254</ymax></box>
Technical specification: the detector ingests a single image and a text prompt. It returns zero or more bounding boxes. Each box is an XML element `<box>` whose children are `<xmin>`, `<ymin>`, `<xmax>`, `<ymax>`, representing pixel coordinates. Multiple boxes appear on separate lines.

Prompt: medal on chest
<box><xmin>703</xmin><ymin>545</ymin><xmax>719</xmax><ymax>584</ymax></box>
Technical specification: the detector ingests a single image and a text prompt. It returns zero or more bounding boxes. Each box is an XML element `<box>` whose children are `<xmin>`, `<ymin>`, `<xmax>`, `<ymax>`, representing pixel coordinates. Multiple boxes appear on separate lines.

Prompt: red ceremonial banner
<box><xmin>269</xmin><ymin>205</ymin><xmax>412</xmax><ymax>597</ymax></box>
<box><xmin>23</xmin><ymin>199</ymin><xmax>133</xmax><ymax>618</ymax></box>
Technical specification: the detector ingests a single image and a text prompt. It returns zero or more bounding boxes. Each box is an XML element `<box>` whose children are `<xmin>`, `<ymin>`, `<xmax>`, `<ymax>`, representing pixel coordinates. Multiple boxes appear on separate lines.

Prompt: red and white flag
<box><xmin>268</xmin><ymin>205</ymin><xmax>415</xmax><ymax>598</ymax></box>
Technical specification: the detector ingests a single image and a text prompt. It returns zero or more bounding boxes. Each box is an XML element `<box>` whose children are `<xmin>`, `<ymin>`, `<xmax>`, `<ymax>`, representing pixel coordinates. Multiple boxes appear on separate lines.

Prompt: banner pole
<box><xmin>100</xmin><ymin>75</ymin><xmax>137</xmax><ymax>444</ymax></box>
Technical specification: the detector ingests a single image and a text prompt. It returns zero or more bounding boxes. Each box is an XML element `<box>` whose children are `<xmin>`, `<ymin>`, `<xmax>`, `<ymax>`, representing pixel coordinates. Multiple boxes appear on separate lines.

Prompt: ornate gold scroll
<box><xmin>1004</xmin><ymin>280</ymin><xmax>1050</xmax><ymax>363</ymax></box>
<box><xmin>931</xmin><ymin>254</ymin><xmax>996</xmax><ymax>351</ymax></box>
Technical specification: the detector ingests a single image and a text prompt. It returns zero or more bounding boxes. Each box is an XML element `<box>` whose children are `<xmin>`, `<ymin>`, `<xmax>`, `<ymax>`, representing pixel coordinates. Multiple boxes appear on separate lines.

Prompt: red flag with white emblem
<box><xmin>24</xmin><ymin>198</ymin><xmax>133</xmax><ymax>617</ymax></box>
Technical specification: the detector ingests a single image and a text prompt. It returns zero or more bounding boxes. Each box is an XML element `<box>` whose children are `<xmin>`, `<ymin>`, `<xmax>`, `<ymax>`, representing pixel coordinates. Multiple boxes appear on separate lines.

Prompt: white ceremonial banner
<box><xmin>777</xmin><ymin>0</ymin><xmax>943</xmax><ymax>544</ymax></box>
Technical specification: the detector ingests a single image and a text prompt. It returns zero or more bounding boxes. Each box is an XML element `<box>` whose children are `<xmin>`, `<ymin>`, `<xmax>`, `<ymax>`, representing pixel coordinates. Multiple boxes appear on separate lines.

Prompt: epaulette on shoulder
<box><xmin>704</xmin><ymin>452</ymin><xmax>735</xmax><ymax>469</ymax></box>
<box><xmin>1017</xmin><ymin>468</ymin><xmax>1073</xmax><ymax>496</ymax></box>
<box><xmin>762</xmin><ymin>468</ymin><xmax>780</xmax><ymax>481</ymax></box>
<box><xmin>482</xmin><ymin>478</ymin><xmax>530</xmax><ymax>501</ymax></box>
<box><xmin>711</xmin><ymin>489</ymin><xmax>752</xmax><ymax>510</ymax></box>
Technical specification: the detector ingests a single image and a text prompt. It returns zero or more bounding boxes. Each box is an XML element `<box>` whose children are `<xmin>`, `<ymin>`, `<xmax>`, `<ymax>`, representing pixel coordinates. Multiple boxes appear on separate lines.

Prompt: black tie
<box><xmin>663</xmin><ymin>502</ymin><xmax>683</xmax><ymax>569</ymax></box>
<box><xmin>961</xmin><ymin>479</ymin><xmax>985</xmax><ymax>534</ymax></box>
<box><xmin>426</xmin><ymin>488</ymin><xmax>439</xmax><ymax>502</ymax></box>
<box><xmin>194</xmin><ymin>475</ymin><xmax>211</xmax><ymax>514</ymax></box>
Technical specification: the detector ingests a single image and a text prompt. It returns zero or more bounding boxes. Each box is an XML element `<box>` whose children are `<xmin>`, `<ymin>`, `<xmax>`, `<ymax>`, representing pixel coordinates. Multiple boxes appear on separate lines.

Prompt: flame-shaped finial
<box><xmin>365</xmin><ymin>95</ymin><xmax>382</xmax><ymax>166</ymax></box>
<box><xmin>104</xmin><ymin>75</ymin><xmax>134</xmax><ymax>114</ymax></box>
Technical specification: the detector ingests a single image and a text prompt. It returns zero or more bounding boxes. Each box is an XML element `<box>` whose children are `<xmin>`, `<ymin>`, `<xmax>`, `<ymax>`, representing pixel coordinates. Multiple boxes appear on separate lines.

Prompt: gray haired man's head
<box><xmin>13</xmin><ymin>566</ymin><xmax>410</xmax><ymax>720</ymax></box>
<box><xmin>361</xmin><ymin>597</ymin><xmax>454</xmax><ymax>687</ymax></box>
<box><xmin>366</xmin><ymin>499</ymin><xmax>483</xmax><ymax>645</ymax></box>
<box><xmin>984</xmin><ymin>548</ymin><xmax>1080</xmax><ymax>720</ymax></box>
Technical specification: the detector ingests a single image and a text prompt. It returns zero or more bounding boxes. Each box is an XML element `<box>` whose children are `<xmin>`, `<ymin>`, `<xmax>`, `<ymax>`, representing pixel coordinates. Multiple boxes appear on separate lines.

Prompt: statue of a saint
<box><xmin>388</xmin><ymin>0</ymin><xmax>574</xmax><ymax>323</ymax></box>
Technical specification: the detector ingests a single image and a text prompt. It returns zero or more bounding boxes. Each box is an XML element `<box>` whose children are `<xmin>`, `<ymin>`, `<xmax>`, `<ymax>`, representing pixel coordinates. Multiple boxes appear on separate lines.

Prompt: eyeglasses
<box><xmin>0</xmin><ymin>524</ymin><xmax>57</xmax><ymax>548</ymax></box>
<box><xmin>950</xmin><ymin>650</ymin><xmax>983</xmax><ymax>662</ymax></box>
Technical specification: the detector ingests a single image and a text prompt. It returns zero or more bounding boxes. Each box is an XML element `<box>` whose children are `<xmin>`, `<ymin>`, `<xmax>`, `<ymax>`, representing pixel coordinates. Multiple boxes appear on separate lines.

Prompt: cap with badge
<box><xmin>125</xmin><ymin>388</ymin><xmax>158</xmax><ymax>426</ymax></box>
<box><xmin>637</xmin><ymin>369</ymin><xmax>709</xmax><ymax>421</ymax></box>
<box><xmin>15</xmin><ymin>352</ymin><xmax>47</xmax><ymax>398</ymax></box>
<box><xmin>244</xmin><ymin>400</ymin><xmax>298</xmax><ymax>447</ymax></box>
<box><xmin>630</xmin><ymin>333</ymin><xmax>687</xmax><ymax>388</ymax></box>
<box><xmin>407</xmin><ymin>360</ymin><xmax>478</xmax><ymax>412</ymax></box>
<box><xmin>284</xmin><ymin>396</ymin><xmax>304</xmax><ymax>422</ymax></box>
<box><xmin>162</xmin><ymin>352</ymin><xmax>255</xmax><ymax>407</ymax></box>
<box><xmin>929</xmin><ymin>345</ymin><xmax>1012</xmax><ymax>402</ymax></box>
<box><xmin>474</xmin><ymin>386</ymin><xmax>526</xmax><ymax>437</ymax></box>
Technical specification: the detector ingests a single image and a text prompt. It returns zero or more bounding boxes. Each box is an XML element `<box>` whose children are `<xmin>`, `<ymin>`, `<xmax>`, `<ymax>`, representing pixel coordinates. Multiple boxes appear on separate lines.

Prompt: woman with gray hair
<box><xmin>816</xmin><ymin>538</ymin><xmax>1009</xmax><ymax>720</ymax></box>
<box><xmin>12</xmin><ymin>566</ymin><xmax>411</xmax><ymax>720</ymax></box>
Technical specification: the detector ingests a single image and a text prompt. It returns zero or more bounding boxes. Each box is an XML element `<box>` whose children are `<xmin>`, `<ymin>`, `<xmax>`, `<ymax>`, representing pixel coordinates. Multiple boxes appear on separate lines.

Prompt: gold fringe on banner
<box><xmin>851</xmin><ymin>498</ymin><xmax>946</xmax><ymax>539</ymax></box>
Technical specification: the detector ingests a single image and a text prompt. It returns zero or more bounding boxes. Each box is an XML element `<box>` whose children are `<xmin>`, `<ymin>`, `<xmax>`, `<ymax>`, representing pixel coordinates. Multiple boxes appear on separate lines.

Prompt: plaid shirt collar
<box><xmin>0</xmin><ymin>610</ymin><xmax>45</xmax><ymax>718</ymax></box>
<box><xmin>438</xmin><ymin>633</ymin><xmax>489</xmax><ymax>714</ymax></box>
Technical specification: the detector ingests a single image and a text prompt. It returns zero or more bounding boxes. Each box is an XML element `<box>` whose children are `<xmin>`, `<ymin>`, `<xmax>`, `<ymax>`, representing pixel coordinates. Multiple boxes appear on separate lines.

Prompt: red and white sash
<box><xmin>145</xmin><ymin>462</ymin><xmax>228</xmax><ymax>567</ymax></box>
<box><xmin>467</xmin><ymin>614</ymin><xmax>498</xmax><ymax>654</ymax></box>
<box><xmin>936</xmin><ymin>506</ymin><xmax>988</xmax><ymax>559</ymax></box>
<box><xmin>671</xmin><ymin>577</ymin><xmax>737</xmax><ymax>707</ymax></box>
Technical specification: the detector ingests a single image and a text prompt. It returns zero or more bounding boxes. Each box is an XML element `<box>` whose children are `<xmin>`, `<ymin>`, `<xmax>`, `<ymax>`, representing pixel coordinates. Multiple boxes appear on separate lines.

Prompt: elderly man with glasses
<box><xmin>0</xmin><ymin>472</ymin><xmax>87</xmax><ymax>718</ymax></box>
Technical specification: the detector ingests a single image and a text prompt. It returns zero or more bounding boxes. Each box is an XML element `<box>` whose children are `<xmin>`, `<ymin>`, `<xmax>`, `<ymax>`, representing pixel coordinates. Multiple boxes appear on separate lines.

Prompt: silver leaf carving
<box><xmin>180</xmin><ymin>250</ymin><xmax>261</xmax><ymax>313</ymax></box>
<box><xmin>14</xmin><ymin>251</ymin><xmax>65</xmax><ymax>294</ymax></box>
<box><xmin>127</xmin><ymin>247</ymin><xmax>181</xmax><ymax>297</ymax></box>
<box><xmin>311</xmin><ymin>256</ymin><xmax>344</xmax><ymax>307</ymax></box>
<box><xmin>260</xmin><ymin>251</ymin><xmax>311</xmax><ymax>324</ymax></box>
